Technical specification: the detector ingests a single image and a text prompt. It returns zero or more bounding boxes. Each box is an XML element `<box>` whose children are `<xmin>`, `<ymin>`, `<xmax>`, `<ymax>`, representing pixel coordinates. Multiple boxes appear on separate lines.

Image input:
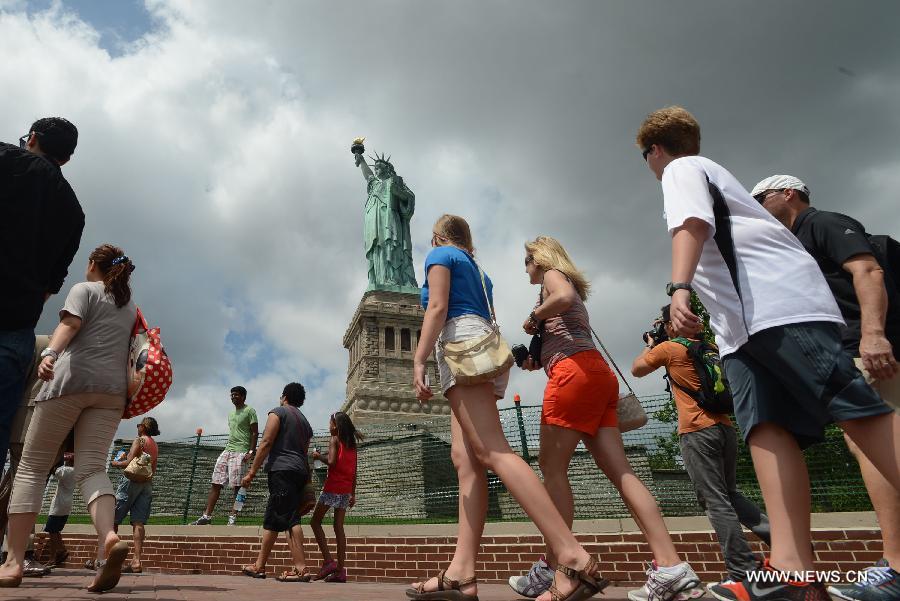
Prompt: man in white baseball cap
<box><xmin>753</xmin><ymin>173</ymin><xmax>900</xmax><ymax>601</ymax></box>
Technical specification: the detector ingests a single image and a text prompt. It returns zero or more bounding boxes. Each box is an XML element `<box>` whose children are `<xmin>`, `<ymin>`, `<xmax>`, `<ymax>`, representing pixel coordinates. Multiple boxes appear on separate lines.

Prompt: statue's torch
<box><xmin>351</xmin><ymin>136</ymin><xmax>366</xmax><ymax>156</ymax></box>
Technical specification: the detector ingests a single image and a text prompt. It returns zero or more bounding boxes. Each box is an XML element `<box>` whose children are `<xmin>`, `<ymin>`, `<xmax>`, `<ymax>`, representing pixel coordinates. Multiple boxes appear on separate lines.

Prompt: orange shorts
<box><xmin>541</xmin><ymin>349</ymin><xmax>619</xmax><ymax>436</ymax></box>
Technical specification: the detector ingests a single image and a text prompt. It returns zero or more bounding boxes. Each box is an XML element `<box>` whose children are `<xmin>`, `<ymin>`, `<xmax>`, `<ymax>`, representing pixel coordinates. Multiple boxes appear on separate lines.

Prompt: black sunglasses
<box><xmin>18</xmin><ymin>131</ymin><xmax>41</xmax><ymax>149</ymax></box>
<box><xmin>641</xmin><ymin>145</ymin><xmax>653</xmax><ymax>161</ymax></box>
<box><xmin>753</xmin><ymin>189</ymin><xmax>784</xmax><ymax>205</ymax></box>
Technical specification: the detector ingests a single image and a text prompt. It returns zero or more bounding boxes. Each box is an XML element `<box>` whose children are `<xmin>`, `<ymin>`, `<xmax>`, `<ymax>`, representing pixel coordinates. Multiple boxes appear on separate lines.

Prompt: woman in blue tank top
<box><xmin>408</xmin><ymin>214</ymin><xmax>608</xmax><ymax>601</ymax></box>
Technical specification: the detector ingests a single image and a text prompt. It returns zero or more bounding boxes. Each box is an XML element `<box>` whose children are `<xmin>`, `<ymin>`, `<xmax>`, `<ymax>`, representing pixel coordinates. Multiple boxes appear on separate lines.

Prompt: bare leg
<box><xmin>0</xmin><ymin>512</ymin><xmax>36</xmax><ymax>578</ymax></box>
<box><xmin>583</xmin><ymin>427</ymin><xmax>681</xmax><ymax>566</ymax></box>
<box><xmin>88</xmin><ymin>493</ymin><xmax>123</xmax><ymax>589</ymax></box>
<box><xmin>840</xmin><ymin>414</ymin><xmax>900</xmax><ymax>568</ymax></box>
<box><xmin>310</xmin><ymin>502</ymin><xmax>332</xmax><ymax>564</ymax></box>
<box><xmin>445</xmin><ymin>383</ymin><xmax>593</xmax><ymax>601</ymax></box>
<box><xmin>228</xmin><ymin>486</ymin><xmax>240</xmax><ymax>518</ymax></box>
<box><xmin>286</xmin><ymin>524</ymin><xmax>307</xmax><ymax>572</ymax></box>
<box><xmin>410</xmin><ymin>411</ymin><xmax>487</xmax><ymax>597</ymax></box>
<box><xmin>131</xmin><ymin>523</ymin><xmax>144</xmax><ymax>569</ymax></box>
<box><xmin>840</xmin><ymin>413</ymin><xmax>900</xmax><ymax>492</ymax></box>
<box><xmin>537</xmin><ymin>424</ymin><xmax>581</xmax><ymax>566</ymax></box>
<box><xmin>202</xmin><ymin>484</ymin><xmax>223</xmax><ymax>517</ymax></box>
<box><xmin>251</xmin><ymin>529</ymin><xmax>278</xmax><ymax>572</ymax></box>
<box><xmin>747</xmin><ymin>423</ymin><xmax>814</xmax><ymax>572</ymax></box>
<box><xmin>333</xmin><ymin>508</ymin><xmax>347</xmax><ymax>569</ymax></box>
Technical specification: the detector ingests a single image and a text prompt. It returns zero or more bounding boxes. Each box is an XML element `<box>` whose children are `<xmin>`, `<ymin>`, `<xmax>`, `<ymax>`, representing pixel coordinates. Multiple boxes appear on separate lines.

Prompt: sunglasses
<box><xmin>641</xmin><ymin>145</ymin><xmax>653</xmax><ymax>161</ymax></box>
<box><xmin>525</xmin><ymin>255</ymin><xmax>534</xmax><ymax>266</ymax></box>
<box><xmin>753</xmin><ymin>189</ymin><xmax>783</xmax><ymax>205</ymax></box>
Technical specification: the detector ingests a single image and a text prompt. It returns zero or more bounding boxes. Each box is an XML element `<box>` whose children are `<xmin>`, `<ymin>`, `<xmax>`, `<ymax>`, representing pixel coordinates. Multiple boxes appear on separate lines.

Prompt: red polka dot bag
<box><xmin>124</xmin><ymin>307</ymin><xmax>173</xmax><ymax>418</ymax></box>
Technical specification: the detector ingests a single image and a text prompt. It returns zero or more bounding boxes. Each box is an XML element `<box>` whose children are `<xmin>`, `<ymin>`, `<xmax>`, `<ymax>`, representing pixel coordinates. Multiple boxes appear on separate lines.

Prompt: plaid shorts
<box><xmin>211</xmin><ymin>450</ymin><xmax>245</xmax><ymax>487</ymax></box>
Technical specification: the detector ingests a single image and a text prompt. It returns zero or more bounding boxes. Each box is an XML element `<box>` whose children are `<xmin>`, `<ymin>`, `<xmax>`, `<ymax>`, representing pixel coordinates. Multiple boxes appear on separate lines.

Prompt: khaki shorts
<box><xmin>853</xmin><ymin>358</ymin><xmax>900</xmax><ymax>413</ymax></box>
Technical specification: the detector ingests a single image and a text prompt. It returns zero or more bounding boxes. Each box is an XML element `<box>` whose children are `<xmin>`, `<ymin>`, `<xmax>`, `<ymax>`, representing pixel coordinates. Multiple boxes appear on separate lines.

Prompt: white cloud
<box><xmin>3</xmin><ymin>1</ymin><xmax>899</xmax><ymax>440</ymax></box>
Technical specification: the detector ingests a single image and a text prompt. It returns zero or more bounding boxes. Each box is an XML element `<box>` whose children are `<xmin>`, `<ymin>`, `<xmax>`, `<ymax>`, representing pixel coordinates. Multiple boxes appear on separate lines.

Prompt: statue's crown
<box><xmin>369</xmin><ymin>151</ymin><xmax>393</xmax><ymax>168</ymax></box>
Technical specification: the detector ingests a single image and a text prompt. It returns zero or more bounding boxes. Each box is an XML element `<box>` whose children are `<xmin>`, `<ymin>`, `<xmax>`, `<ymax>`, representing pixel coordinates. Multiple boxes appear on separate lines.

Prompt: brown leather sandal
<box><xmin>547</xmin><ymin>556</ymin><xmax>609</xmax><ymax>601</ymax></box>
<box><xmin>276</xmin><ymin>567</ymin><xmax>312</xmax><ymax>582</ymax></box>
<box><xmin>405</xmin><ymin>569</ymin><xmax>478</xmax><ymax>601</ymax></box>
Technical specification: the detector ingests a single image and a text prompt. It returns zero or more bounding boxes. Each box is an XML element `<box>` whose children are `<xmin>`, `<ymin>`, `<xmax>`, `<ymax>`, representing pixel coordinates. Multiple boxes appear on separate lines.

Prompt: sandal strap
<box><xmin>456</xmin><ymin>575</ymin><xmax>477</xmax><ymax>587</ymax></box>
<box><xmin>556</xmin><ymin>564</ymin><xmax>579</xmax><ymax>579</ymax></box>
<box><xmin>547</xmin><ymin>584</ymin><xmax>566</xmax><ymax>601</ymax></box>
<box><xmin>437</xmin><ymin>569</ymin><xmax>447</xmax><ymax>591</ymax></box>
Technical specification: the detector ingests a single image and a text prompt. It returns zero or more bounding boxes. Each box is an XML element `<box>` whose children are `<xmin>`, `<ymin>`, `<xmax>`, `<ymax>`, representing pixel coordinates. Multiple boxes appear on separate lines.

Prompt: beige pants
<box><xmin>854</xmin><ymin>358</ymin><xmax>900</xmax><ymax>413</ymax></box>
<box><xmin>9</xmin><ymin>393</ymin><xmax>124</xmax><ymax>515</ymax></box>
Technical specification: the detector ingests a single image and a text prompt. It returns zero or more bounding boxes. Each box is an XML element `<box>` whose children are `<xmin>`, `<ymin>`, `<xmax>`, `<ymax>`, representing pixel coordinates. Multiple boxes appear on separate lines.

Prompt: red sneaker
<box><xmin>315</xmin><ymin>559</ymin><xmax>337</xmax><ymax>581</ymax></box>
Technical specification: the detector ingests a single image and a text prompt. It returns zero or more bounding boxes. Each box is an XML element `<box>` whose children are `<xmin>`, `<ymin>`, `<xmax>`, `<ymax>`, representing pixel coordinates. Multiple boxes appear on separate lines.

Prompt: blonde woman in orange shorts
<box><xmin>516</xmin><ymin>236</ymin><xmax>702</xmax><ymax>601</ymax></box>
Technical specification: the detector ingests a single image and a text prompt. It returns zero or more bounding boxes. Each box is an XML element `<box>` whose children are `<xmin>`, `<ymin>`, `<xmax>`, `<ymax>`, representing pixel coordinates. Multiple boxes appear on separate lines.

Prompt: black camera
<box><xmin>512</xmin><ymin>334</ymin><xmax>543</xmax><ymax>368</ymax></box>
<box><xmin>642</xmin><ymin>320</ymin><xmax>668</xmax><ymax>345</ymax></box>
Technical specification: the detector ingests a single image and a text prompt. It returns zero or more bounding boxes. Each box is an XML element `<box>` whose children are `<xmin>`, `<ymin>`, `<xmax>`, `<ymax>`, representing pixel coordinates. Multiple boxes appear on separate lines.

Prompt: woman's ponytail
<box><xmin>88</xmin><ymin>244</ymin><xmax>134</xmax><ymax>308</ymax></box>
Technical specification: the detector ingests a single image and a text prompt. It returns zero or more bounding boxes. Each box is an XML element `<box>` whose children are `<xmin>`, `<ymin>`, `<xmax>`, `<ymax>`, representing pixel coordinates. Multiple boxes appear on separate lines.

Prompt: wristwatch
<box><xmin>40</xmin><ymin>348</ymin><xmax>59</xmax><ymax>361</ymax></box>
<box><xmin>666</xmin><ymin>282</ymin><xmax>693</xmax><ymax>296</ymax></box>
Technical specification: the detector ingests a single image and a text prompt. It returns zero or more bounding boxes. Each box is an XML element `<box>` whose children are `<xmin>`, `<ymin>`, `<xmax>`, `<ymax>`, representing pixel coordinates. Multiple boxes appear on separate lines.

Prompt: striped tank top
<box><xmin>537</xmin><ymin>291</ymin><xmax>596</xmax><ymax>374</ymax></box>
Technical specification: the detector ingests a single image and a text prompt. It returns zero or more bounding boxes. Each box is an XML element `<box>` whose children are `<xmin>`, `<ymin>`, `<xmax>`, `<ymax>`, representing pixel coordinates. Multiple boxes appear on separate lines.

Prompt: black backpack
<box><xmin>667</xmin><ymin>337</ymin><xmax>734</xmax><ymax>414</ymax></box>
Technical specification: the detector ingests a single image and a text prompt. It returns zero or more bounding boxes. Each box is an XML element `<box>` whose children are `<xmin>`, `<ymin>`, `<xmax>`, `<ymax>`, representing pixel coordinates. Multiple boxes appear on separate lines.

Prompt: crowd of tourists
<box><xmin>409</xmin><ymin>107</ymin><xmax>898</xmax><ymax>601</ymax></box>
<box><xmin>1</xmin><ymin>108</ymin><xmax>898</xmax><ymax>601</ymax></box>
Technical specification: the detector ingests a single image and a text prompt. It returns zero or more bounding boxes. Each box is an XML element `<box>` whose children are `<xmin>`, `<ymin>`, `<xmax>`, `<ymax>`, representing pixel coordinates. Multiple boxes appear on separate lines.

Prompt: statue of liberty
<box><xmin>351</xmin><ymin>138</ymin><xmax>418</xmax><ymax>292</ymax></box>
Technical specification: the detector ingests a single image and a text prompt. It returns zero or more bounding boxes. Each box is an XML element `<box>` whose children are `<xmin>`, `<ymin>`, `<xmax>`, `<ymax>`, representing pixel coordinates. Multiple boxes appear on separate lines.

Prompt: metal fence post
<box><xmin>182</xmin><ymin>429</ymin><xmax>202</xmax><ymax>524</ymax></box>
<box><xmin>513</xmin><ymin>394</ymin><xmax>531</xmax><ymax>462</ymax></box>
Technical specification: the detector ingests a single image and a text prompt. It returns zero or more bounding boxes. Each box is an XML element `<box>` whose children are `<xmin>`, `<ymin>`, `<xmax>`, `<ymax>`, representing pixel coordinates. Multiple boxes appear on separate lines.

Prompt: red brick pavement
<box><xmin>0</xmin><ymin>569</ymin><xmax>639</xmax><ymax>600</ymax></box>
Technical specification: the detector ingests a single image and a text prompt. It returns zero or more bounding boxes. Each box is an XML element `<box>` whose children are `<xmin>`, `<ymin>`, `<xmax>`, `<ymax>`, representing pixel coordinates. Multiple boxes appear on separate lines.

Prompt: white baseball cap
<box><xmin>750</xmin><ymin>174</ymin><xmax>810</xmax><ymax>199</ymax></box>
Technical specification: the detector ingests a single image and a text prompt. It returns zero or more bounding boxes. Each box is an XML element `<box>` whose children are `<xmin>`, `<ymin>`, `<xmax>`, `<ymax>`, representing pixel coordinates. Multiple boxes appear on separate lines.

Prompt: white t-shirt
<box><xmin>662</xmin><ymin>155</ymin><xmax>843</xmax><ymax>356</ymax></box>
<box><xmin>49</xmin><ymin>465</ymin><xmax>75</xmax><ymax>516</ymax></box>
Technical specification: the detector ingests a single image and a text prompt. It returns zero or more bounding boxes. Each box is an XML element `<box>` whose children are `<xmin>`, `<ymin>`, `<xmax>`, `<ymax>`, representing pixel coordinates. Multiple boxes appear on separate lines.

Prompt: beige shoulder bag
<box><xmin>589</xmin><ymin>326</ymin><xmax>649</xmax><ymax>432</ymax></box>
<box><xmin>123</xmin><ymin>436</ymin><xmax>154</xmax><ymax>482</ymax></box>
<box><xmin>440</xmin><ymin>261</ymin><xmax>514</xmax><ymax>385</ymax></box>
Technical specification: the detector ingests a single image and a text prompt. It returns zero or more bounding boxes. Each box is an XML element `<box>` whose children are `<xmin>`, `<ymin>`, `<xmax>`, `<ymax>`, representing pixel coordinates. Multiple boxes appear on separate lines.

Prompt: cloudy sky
<box><xmin>3</xmin><ymin>0</ymin><xmax>899</xmax><ymax>439</ymax></box>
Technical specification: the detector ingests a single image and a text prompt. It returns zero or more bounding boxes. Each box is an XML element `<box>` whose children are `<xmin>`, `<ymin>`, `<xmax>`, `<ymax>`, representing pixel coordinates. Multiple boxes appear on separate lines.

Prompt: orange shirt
<box><xmin>643</xmin><ymin>341</ymin><xmax>732</xmax><ymax>434</ymax></box>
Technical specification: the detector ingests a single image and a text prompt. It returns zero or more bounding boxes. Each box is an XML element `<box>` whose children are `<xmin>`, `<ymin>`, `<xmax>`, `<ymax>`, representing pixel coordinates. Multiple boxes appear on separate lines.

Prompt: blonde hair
<box><xmin>525</xmin><ymin>236</ymin><xmax>590</xmax><ymax>300</ymax></box>
<box><xmin>433</xmin><ymin>214</ymin><xmax>475</xmax><ymax>255</ymax></box>
<box><xmin>636</xmin><ymin>106</ymin><xmax>701</xmax><ymax>156</ymax></box>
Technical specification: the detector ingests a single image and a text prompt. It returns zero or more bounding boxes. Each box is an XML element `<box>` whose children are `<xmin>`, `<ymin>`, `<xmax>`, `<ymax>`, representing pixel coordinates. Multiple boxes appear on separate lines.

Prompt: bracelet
<box><xmin>529</xmin><ymin>310</ymin><xmax>538</xmax><ymax>324</ymax></box>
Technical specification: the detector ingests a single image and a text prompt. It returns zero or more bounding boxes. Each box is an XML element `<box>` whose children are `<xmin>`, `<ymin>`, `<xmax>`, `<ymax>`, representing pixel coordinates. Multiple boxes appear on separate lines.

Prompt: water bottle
<box><xmin>115</xmin><ymin>449</ymin><xmax>127</xmax><ymax>462</ymax></box>
<box><xmin>233</xmin><ymin>486</ymin><xmax>247</xmax><ymax>512</ymax></box>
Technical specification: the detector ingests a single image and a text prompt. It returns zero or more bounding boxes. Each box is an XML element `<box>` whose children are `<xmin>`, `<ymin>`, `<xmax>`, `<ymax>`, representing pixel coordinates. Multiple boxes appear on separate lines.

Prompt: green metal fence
<box><xmin>43</xmin><ymin>395</ymin><xmax>871</xmax><ymax>525</ymax></box>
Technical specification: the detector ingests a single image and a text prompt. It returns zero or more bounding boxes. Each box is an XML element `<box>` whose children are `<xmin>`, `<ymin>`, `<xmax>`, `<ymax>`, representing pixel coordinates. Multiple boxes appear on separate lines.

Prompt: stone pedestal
<box><xmin>341</xmin><ymin>290</ymin><xmax>450</xmax><ymax>425</ymax></box>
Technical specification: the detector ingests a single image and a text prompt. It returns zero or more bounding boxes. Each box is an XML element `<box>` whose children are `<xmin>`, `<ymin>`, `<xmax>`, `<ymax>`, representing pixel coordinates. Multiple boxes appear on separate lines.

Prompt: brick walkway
<box><xmin>0</xmin><ymin>569</ymin><xmax>639</xmax><ymax>600</ymax></box>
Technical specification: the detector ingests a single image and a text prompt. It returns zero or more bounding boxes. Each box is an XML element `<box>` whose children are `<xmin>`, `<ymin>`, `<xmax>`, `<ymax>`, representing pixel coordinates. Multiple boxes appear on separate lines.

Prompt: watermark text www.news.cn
<box><xmin>746</xmin><ymin>570</ymin><xmax>877</xmax><ymax>584</ymax></box>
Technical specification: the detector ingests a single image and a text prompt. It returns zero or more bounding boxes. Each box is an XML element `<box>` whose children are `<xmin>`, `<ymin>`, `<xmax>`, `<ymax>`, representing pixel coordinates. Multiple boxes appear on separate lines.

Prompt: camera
<box><xmin>512</xmin><ymin>334</ymin><xmax>543</xmax><ymax>368</ymax></box>
<box><xmin>642</xmin><ymin>320</ymin><xmax>668</xmax><ymax>345</ymax></box>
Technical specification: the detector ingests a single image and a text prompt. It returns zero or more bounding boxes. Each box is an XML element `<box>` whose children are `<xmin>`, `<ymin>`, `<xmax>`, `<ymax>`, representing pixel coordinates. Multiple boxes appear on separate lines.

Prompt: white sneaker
<box><xmin>628</xmin><ymin>561</ymin><xmax>704</xmax><ymax>601</ymax></box>
<box><xmin>190</xmin><ymin>514</ymin><xmax>212</xmax><ymax>525</ymax></box>
<box><xmin>508</xmin><ymin>556</ymin><xmax>554</xmax><ymax>598</ymax></box>
<box><xmin>227</xmin><ymin>514</ymin><xmax>237</xmax><ymax>526</ymax></box>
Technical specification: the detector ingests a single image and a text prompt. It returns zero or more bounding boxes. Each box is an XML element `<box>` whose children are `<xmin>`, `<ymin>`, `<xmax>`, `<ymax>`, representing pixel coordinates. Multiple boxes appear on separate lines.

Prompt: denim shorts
<box><xmin>723</xmin><ymin>322</ymin><xmax>893</xmax><ymax>449</ymax></box>
<box><xmin>114</xmin><ymin>476</ymin><xmax>153</xmax><ymax>525</ymax></box>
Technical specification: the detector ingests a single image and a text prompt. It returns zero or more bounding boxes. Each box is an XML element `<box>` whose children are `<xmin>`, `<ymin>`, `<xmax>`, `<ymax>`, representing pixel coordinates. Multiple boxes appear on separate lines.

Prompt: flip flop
<box><xmin>0</xmin><ymin>576</ymin><xmax>22</xmax><ymax>589</ymax></box>
<box><xmin>122</xmin><ymin>565</ymin><xmax>142</xmax><ymax>574</ymax></box>
<box><xmin>87</xmin><ymin>541</ymin><xmax>129</xmax><ymax>593</ymax></box>
<box><xmin>242</xmin><ymin>566</ymin><xmax>266</xmax><ymax>579</ymax></box>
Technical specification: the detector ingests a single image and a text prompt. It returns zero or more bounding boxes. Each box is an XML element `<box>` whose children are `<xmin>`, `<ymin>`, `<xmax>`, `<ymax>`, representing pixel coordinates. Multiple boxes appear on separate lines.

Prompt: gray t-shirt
<box><xmin>265</xmin><ymin>405</ymin><xmax>312</xmax><ymax>475</ymax></box>
<box><xmin>37</xmin><ymin>281</ymin><xmax>137</xmax><ymax>402</ymax></box>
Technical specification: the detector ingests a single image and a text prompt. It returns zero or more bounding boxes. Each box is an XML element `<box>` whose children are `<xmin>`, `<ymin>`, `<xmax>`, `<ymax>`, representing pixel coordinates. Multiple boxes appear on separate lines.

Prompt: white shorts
<box><xmin>435</xmin><ymin>314</ymin><xmax>509</xmax><ymax>399</ymax></box>
<box><xmin>211</xmin><ymin>450</ymin><xmax>245</xmax><ymax>488</ymax></box>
